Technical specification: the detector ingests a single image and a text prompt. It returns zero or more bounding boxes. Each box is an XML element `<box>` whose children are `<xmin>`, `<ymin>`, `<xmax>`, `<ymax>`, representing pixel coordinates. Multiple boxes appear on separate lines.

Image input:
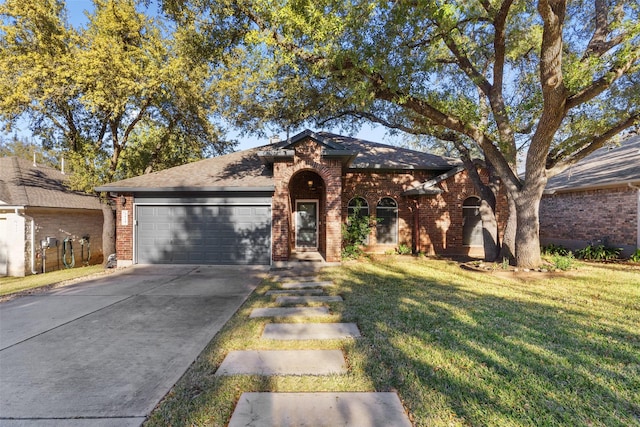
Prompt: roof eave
<box><xmin>544</xmin><ymin>179</ymin><xmax>640</xmax><ymax>194</ymax></box>
<box><xmin>257</xmin><ymin>149</ymin><xmax>295</xmax><ymax>165</ymax></box>
<box><xmin>94</xmin><ymin>185</ymin><xmax>276</xmax><ymax>193</ymax></box>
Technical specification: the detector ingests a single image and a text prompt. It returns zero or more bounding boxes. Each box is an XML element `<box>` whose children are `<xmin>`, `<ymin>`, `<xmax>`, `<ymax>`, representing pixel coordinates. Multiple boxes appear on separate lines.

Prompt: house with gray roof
<box><xmin>539</xmin><ymin>134</ymin><xmax>640</xmax><ymax>256</ymax></box>
<box><xmin>0</xmin><ymin>157</ymin><xmax>104</xmax><ymax>276</ymax></box>
<box><xmin>97</xmin><ymin>130</ymin><xmax>503</xmax><ymax>267</ymax></box>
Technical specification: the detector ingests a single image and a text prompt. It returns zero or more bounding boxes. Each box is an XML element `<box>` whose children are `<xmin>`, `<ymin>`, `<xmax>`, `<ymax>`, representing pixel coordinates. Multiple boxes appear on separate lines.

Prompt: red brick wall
<box><xmin>272</xmin><ymin>138</ymin><xmax>343</xmax><ymax>262</ymax></box>
<box><xmin>343</xmin><ymin>168</ymin><xmax>505</xmax><ymax>257</ymax></box>
<box><xmin>539</xmin><ymin>186</ymin><xmax>638</xmax><ymax>251</ymax></box>
<box><xmin>343</xmin><ymin>170</ymin><xmax>433</xmax><ymax>251</ymax></box>
<box><xmin>115</xmin><ymin>194</ymin><xmax>134</xmax><ymax>262</ymax></box>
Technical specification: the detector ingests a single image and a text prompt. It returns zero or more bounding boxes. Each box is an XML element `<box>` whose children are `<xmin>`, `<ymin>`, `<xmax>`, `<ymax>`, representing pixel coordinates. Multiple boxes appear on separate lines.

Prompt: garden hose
<box><xmin>62</xmin><ymin>237</ymin><xmax>75</xmax><ymax>268</ymax></box>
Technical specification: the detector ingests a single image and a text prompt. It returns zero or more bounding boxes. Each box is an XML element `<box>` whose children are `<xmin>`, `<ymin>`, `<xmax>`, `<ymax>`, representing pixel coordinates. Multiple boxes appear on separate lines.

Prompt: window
<box><xmin>462</xmin><ymin>196</ymin><xmax>483</xmax><ymax>246</ymax></box>
<box><xmin>347</xmin><ymin>197</ymin><xmax>369</xmax><ymax>217</ymax></box>
<box><xmin>348</xmin><ymin>197</ymin><xmax>369</xmax><ymax>244</ymax></box>
<box><xmin>376</xmin><ymin>197</ymin><xmax>398</xmax><ymax>244</ymax></box>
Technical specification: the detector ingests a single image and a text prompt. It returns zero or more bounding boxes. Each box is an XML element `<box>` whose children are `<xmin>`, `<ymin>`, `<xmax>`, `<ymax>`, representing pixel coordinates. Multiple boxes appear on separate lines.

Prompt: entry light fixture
<box><xmin>307</xmin><ymin>180</ymin><xmax>314</xmax><ymax>189</ymax></box>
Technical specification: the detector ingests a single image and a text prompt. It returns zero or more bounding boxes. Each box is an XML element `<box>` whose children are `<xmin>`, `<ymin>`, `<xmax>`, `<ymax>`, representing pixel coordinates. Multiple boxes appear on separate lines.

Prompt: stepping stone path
<box><xmin>249</xmin><ymin>306</ymin><xmax>329</xmax><ymax>318</ymax></box>
<box><xmin>265</xmin><ymin>289</ymin><xmax>324</xmax><ymax>295</ymax></box>
<box><xmin>229</xmin><ymin>392</ymin><xmax>412</xmax><ymax>427</ymax></box>
<box><xmin>275</xmin><ymin>295</ymin><xmax>343</xmax><ymax>304</ymax></box>
<box><xmin>280</xmin><ymin>280</ymin><xmax>334</xmax><ymax>289</ymax></box>
<box><xmin>218</xmin><ymin>273</ymin><xmax>413</xmax><ymax>426</ymax></box>
<box><xmin>263</xmin><ymin>322</ymin><xmax>361</xmax><ymax>340</ymax></box>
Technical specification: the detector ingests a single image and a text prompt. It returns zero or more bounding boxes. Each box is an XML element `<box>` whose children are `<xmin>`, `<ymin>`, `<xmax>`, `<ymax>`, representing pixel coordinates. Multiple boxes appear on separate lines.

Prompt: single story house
<box><xmin>0</xmin><ymin>157</ymin><xmax>104</xmax><ymax>276</ymax></box>
<box><xmin>539</xmin><ymin>134</ymin><xmax>640</xmax><ymax>256</ymax></box>
<box><xmin>96</xmin><ymin>130</ymin><xmax>505</xmax><ymax>267</ymax></box>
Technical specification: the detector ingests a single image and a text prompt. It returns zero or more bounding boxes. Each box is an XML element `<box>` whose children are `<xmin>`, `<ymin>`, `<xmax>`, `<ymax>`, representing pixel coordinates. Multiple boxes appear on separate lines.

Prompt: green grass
<box><xmin>146</xmin><ymin>257</ymin><xmax>640</xmax><ymax>427</ymax></box>
<box><xmin>0</xmin><ymin>265</ymin><xmax>106</xmax><ymax>296</ymax></box>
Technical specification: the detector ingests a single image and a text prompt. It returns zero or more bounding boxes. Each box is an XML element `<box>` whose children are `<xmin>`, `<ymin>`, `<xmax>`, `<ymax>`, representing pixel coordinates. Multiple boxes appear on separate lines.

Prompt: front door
<box><xmin>296</xmin><ymin>200</ymin><xmax>318</xmax><ymax>249</ymax></box>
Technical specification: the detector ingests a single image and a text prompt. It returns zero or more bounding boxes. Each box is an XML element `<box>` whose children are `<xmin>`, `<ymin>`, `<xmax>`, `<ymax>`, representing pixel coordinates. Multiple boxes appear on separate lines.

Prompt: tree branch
<box><xmin>546</xmin><ymin>112</ymin><xmax>640</xmax><ymax>176</ymax></box>
<box><xmin>566</xmin><ymin>53</ymin><xmax>639</xmax><ymax>109</ymax></box>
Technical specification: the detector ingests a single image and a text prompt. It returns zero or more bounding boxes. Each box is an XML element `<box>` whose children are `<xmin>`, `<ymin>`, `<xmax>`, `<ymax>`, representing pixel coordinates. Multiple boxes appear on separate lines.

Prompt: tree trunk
<box><xmin>499</xmin><ymin>196</ymin><xmax>517</xmax><ymax>264</ymax></box>
<box><xmin>514</xmin><ymin>190</ymin><xmax>543</xmax><ymax>268</ymax></box>
<box><xmin>101</xmin><ymin>199</ymin><xmax>116</xmax><ymax>267</ymax></box>
<box><xmin>479</xmin><ymin>198</ymin><xmax>499</xmax><ymax>262</ymax></box>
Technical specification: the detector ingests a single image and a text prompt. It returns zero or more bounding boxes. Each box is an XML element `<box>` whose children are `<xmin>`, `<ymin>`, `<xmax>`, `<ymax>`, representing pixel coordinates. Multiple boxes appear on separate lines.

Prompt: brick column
<box><xmin>115</xmin><ymin>194</ymin><xmax>134</xmax><ymax>266</ymax></box>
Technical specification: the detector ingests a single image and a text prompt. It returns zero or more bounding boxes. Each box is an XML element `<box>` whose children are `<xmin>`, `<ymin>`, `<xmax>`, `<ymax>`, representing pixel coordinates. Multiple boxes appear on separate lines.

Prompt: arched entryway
<box><xmin>288</xmin><ymin>170</ymin><xmax>327</xmax><ymax>259</ymax></box>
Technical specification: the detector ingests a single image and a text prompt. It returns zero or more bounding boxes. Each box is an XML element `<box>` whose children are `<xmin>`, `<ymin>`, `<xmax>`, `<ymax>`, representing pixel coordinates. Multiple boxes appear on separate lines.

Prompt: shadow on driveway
<box><xmin>0</xmin><ymin>265</ymin><xmax>267</xmax><ymax>426</ymax></box>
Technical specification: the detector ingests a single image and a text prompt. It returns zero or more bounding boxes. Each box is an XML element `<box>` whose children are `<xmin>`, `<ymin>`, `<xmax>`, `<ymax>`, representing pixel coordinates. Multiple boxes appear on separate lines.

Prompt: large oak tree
<box><xmin>168</xmin><ymin>0</ymin><xmax>640</xmax><ymax>267</ymax></box>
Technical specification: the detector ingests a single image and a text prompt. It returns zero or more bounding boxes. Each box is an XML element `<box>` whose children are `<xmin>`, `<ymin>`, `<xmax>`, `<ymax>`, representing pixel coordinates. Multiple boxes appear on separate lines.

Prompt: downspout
<box><xmin>16</xmin><ymin>208</ymin><xmax>37</xmax><ymax>275</ymax></box>
<box><xmin>629</xmin><ymin>183</ymin><xmax>640</xmax><ymax>250</ymax></box>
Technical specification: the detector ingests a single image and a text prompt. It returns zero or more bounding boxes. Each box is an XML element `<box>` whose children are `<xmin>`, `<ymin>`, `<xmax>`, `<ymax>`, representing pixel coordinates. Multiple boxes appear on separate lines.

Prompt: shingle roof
<box><xmin>96</xmin><ymin>130</ymin><xmax>462</xmax><ymax>192</ymax></box>
<box><xmin>316</xmin><ymin>132</ymin><xmax>462</xmax><ymax>170</ymax></box>
<box><xmin>0</xmin><ymin>157</ymin><xmax>102</xmax><ymax>210</ymax></box>
<box><xmin>95</xmin><ymin>145</ymin><xmax>275</xmax><ymax>192</ymax></box>
<box><xmin>545</xmin><ymin>135</ymin><xmax>640</xmax><ymax>193</ymax></box>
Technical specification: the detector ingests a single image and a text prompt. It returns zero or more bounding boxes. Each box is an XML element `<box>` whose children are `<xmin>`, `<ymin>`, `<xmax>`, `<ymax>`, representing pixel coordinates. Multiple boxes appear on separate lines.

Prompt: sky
<box><xmin>56</xmin><ymin>0</ymin><xmax>396</xmax><ymax>151</ymax></box>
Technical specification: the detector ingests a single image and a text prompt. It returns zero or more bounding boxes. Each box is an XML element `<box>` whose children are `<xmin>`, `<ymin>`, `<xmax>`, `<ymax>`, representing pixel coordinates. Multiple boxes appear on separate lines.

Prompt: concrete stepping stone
<box><xmin>275</xmin><ymin>295</ymin><xmax>343</xmax><ymax>304</ymax></box>
<box><xmin>249</xmin><ymin>307</ymin><xmax>330</xmax><ymax>318</ymax></box>
<box><xmin>262</xmin><ymin>323</ymin><xmax>361</xmax><ymax>340</ymax></box>
<box><xmin>215</xmin><ymin>350</ymin><xmax>347</xmax><ymax>376</ymax></box>
<box><xmin>280</xmin><ymin>281</ymin><xmax>334</xmax><ymax>289</ymax></box>
<box><xmin>281</xmin><ymin>276</ymin><xmax>320</xmax><ymax>282</ymax></box>
<box><xmin>228</xmin><ymin>392</ymin><xmax>412</xmax><ymax>427</ymax></box>
<box><xmin>265</xmin><ymin>289</ymin><xmax>324</xmax><ymax>296</ymax></box>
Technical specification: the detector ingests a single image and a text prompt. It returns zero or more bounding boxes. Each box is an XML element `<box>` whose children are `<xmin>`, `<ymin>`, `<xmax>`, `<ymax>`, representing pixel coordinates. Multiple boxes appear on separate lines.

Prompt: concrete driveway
<box><xmin>0</xmin><ymin>265</ymin><xmax>267</xmax><ymax>426</ymax></box>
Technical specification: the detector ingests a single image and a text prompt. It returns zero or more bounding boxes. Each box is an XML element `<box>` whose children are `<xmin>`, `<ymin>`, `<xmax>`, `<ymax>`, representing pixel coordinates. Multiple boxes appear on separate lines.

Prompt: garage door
<box><xmin>135</xmin><ymin>204</ymin><xmax>271</xmax><ymax>265</ymax></box>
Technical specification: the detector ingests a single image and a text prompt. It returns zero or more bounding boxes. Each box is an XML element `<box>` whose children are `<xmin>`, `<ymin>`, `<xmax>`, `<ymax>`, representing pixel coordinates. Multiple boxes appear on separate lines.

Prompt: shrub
<box><xmin>551</xmin><ymin>253</ymin><xmax>575</xmax><ymax>271</ymax></box>
<box><xmin>396</xmin><ymin>244</ymin><xmax>412</xmax><ymax>255</ymax></box>
<box><xmin>341</xmin><ymin>202</ymin><xmax>373</xmax><ymax>260</ymax></box>
<box><xmin>541</xmin><ymin>244</ymin><xmax>571</xmax><ymax>256</ymax></box>
<box><xmin>575</xmin><ymin>244</ymin><xmax>621</xmax><ymax>261</ymax></box>
<box><xmin>630</xmin><ymin>249</ymin><xmax>640</xmax><ymax>263</ymax></box>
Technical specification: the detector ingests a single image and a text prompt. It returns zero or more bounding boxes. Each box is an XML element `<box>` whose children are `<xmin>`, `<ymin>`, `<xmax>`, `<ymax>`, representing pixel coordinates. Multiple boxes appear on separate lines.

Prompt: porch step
<box><xmin>215</xmin><ymin>350</ymin><xmax>347</xmax><ymax>376</ymax></box>
<box><xmin>275</xmin><ymin>295</ymin><xmax>343</xmax><ymax>304</ymax></box>
<box><xmin>249</xmin><ymin>307</ymin><xmax>330</xmax><ymax>318</ymax></box>
<box><xmin>280</xmin><ymin>281</ymin><xmax>334</xmax><ymax>289</ymax></box>
<box><xmin>262</xmin><ymin>323</ymin><xmax>361</xmax><ymax>340</ymax></box>
<box><xmin>228</xmin><ymin>392</ymin><xmax>412</xmax><ymax>427</ymax></box>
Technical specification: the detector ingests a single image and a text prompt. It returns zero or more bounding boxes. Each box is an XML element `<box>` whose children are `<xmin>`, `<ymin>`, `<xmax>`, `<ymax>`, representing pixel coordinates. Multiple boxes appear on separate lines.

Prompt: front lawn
<box><xmin>146</xmin><ymin>257</ymin><xmax>640</xmax><ymax>426</ymax></box>
<box><xmin>0</xmin><ymin>265</ymin><xmax>107</xmax><ymax>297</ymax></box>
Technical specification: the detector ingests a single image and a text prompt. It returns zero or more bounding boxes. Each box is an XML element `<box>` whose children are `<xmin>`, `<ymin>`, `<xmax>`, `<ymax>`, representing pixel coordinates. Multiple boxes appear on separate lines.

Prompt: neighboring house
<box><xmin>539</xmin><ymin>134</ymin><xmax>640</xmax><ymax>256</ymax></box>
<box><xmin>96</xmin><ymin>130</ymin><xmax>505</xmax><ymax>267</ymax></box>
<box><xmin>0</xmin><ymin>157</ymin><xmax>104</xmax><ymax>276</ymax></box>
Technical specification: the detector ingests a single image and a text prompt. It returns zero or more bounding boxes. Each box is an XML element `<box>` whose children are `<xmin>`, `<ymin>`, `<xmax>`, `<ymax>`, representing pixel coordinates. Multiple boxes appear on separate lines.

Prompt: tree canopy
<box><xmin>167</xmin><ymin>0</ymin><xmax>640</xmax><ymax>267</ymax></box>
<box><xmin>0</xmin><ymin>0</ymin><xmax>233</xmax><ymax>192</ymax></box>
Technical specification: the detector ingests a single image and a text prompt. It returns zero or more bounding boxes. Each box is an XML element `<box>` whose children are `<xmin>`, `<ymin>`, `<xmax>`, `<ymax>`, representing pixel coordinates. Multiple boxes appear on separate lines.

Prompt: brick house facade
<box><xmin>539</xmin><ymin>135</ymin><xmax>640</xmax><ymax>257</ymax></box>
<box><xmin>0</xmin><ymin>157</ymin><xmax>104</xmax><ymax>276</ymax></box>
<box><xmin>100</xmin><ymin>130</ymin><xmax>504</xmax><ymax>266</ymax></box>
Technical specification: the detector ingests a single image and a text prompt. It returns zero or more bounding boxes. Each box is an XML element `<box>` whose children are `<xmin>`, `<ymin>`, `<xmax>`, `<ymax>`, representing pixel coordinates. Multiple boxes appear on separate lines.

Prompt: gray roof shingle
<box><xmin>95</xmin><ymin>145</ymin><xmax>274</xmax><ymax>192</ymax></box>
<box><xmin>545</xmin><ymin>135</ymin><xmax>640</xmax><ymax>193</ymax></box>
<box><xmin>96</xmin><ymin>130</ymin><xmax>462</xmax><ymax>192</ymax></box>
<box><xmin>0</xmin><ymin>157</ymin><xmax>102</xmax><ymax>210</ymax></box>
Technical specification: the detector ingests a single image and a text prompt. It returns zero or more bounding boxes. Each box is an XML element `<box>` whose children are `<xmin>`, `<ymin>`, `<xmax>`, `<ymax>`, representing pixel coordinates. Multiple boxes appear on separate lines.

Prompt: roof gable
<box><xmin>545</xmin><ymin>135</ymin><xmax>640</xmax><ymax>193</ymax></box>
<box><xmin>0</xmin><ymin>157</ymin><xmax>102</xmax><ymax>210</ymax></box>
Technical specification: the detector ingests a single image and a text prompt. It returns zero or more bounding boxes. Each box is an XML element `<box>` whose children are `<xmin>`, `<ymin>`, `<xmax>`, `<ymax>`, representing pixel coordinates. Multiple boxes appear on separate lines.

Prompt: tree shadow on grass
<box><xmin>329</xmin><ymin>258</ymin><xmax>640</xmax><ymax>426</ymax></box>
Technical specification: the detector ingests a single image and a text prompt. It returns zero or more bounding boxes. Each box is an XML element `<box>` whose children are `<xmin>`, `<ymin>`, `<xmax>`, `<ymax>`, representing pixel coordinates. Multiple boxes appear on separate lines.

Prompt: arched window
<box><xmin>376</xmin><ymin>197</ymin><xmax>398</xmax><ymax>244</ymax></box>
<box><xmin>348</xmin><ymin>197</ymin><xmax>369</xmax><ymax>244</ymax></box>
<box><xmin>462</xmin><ymin>196</ymin><xmax>483</xmax><ymax>246</ymax></box>
<box><xmin>348</xmin><ymin>197</ymin><xmax>369</xmax><ymax>217</ymax></box>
